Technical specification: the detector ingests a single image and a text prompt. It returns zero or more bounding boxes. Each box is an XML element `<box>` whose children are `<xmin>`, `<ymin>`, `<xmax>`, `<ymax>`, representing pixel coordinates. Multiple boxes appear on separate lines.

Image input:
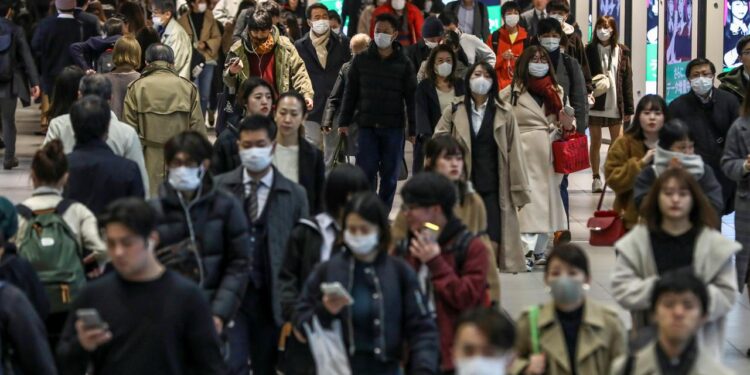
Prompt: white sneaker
<box><xmin>592</xmin><ymin>177</ymin><xmax>603</xmax><ymax>193</ymax></box>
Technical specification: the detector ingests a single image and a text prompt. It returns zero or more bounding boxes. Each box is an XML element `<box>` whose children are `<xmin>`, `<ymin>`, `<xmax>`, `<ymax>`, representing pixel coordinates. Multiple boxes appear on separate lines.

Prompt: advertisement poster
<box><xmin>725</xmin><ymin>1</ymin><xmax>750</xmax><ymax>69</ymax></box>
<box><xmin>646</xmin><ymin>0</ymin><xmax>659</xmax><ymax>93</ymax></box>
<box><xmin>665</xmin><ymin>0</ymin><xmax>692</xmax><ymax>103</ymax></box>
<box><xmin>598</xmin><ymin>0</ymin><xmax>620</xmax><ymax>27</ymax></box>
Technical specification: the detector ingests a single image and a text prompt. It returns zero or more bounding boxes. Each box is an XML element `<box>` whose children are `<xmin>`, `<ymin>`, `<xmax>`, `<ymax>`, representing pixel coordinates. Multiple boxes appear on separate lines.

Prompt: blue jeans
<box><xmin>193</xmin><ymin>64</ymin><xmax>215</xmax><ymax>116</ymax></box>
<box><xmin>356</xmin><ymin>127</ymin><xmax>404</xmax><ymax>209</ymax></box>
<box><xmin>560</xmin><ymin>174</ymin><xmax>569</xmax><ymax>223</ymax></box>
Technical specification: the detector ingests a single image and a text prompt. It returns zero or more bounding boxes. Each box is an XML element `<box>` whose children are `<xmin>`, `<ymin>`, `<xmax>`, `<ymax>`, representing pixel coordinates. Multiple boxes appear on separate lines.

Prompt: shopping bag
<box><xmin>303</xmin><ymin>316</ymin><xmax>351</xmax><ymax>375</ymax></box>
<box><xmin>552</xmin><ymin>131</ymin><xmax>590</xmax><ymax>174</ymax></box>
<box><xmin>332</xmin><ymin>135</ymin><xmax>350</xmax><ymax>168</ymax></box>
<box><xmin>587</xmin><ymin>183</ymin><xmax>625</xmax><ymax>246</ymax></box>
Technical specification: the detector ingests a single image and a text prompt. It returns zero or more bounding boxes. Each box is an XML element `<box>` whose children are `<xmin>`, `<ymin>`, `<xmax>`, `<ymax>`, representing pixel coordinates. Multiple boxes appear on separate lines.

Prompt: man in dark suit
<box><xmin>519</xmin><ymin>0</ymin><xmax>549</xmax><ymax>38</ymax></box>
<box><xmin>74</xmin><ymin>0</ymin><xmax>102</xmax><ymax>35</ymax></box>
<box><xmin>215</xmin><ymin>115</ymin><xmax>308</xmax><ymax>375</ymax></box>
<box><xmin>65</xmin><ymin>95</ymin><xmax>144</xmax><ymax>215</ymax></box>
<box><xmin>294</xmin><ymin>2</ymin><xmax>350</xmax><ymax>169</ymax></box>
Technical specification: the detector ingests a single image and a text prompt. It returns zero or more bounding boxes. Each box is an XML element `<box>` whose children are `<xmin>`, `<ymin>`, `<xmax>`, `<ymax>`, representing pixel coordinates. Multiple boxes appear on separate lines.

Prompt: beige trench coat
<box><xmin>434</xmin><ymin>96</ymin><xmax>531</xmax><ymax>273</ymax></box>
<box><xmin>122</xmin><ymin>61</ymin><xmax>205</xmax><ymax>195</ymax></box>
<box><xmin>178</xmin><ymin>10</ymin><xmax>223</xmax><ymax>62</ymax></box>
<box><xmin>500</xmin><ymin>85</ymin><xmax>567</xmax><ymax>234</ymax></box>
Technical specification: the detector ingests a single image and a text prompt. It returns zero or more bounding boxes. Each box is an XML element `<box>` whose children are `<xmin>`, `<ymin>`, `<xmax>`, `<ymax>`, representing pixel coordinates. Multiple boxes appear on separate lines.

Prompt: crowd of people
<box><xmin>0</xmin><ymin>0</ymin><xmax>749</xmax><ymax>374</ymax></box>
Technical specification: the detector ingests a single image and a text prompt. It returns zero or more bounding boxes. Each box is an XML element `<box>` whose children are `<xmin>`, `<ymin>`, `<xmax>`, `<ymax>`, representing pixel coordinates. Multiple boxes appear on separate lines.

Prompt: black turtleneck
<box><xmin>556</xmin><ymin>303</ymin><xmax>584</xmax><ymax>375</ymax></box>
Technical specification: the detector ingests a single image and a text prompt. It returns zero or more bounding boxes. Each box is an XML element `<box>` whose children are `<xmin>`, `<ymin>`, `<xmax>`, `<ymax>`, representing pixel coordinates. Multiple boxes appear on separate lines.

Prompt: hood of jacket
<box><xmin>718</xmin><ymin>65</ymin><xmax>746</xmax><ymax>98</ymax></box>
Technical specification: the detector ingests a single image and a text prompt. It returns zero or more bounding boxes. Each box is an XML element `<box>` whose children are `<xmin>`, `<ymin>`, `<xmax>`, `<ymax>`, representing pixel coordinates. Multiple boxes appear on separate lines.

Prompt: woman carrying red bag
<box><xmin>500</xmin><ymin>46</ymin><xmax>575</xmax><ymax>271</ymax></box>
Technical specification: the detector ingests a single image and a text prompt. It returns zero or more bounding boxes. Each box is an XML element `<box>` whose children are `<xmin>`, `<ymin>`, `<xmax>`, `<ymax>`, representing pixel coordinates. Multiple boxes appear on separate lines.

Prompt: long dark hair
<box><xmin>424</xmin><ymin>44</ymin><xmax>457</xmax><ymax>84</ymax></box>
<box><xmin>46</xmin><ymin>66</ymin><xmax>85</xmax><ymax>119</ymax></box>
<box><xmin>464</xmin><ymin>61</ymin><xmax>500</xmax><ymax>102</ymax></box>
<box><xmin>118</xmin><ymin>1</ymin><xmax>146</xmax><ymax>34</ymax></box>
<box><xmin>625</xmin><ymin>94</ymin><xmax>668</xmax><ymax>140</ymax></box>
<box><xmin>343</xmin><ymin>192</ymin><xmax>391</xmax><ymax>254</ymax></box>
<box><xmin>424</xmin><ymin>135</ymin><xmax>468</xmax><ymax>204</ymax></box>
<box><xmin>640</xmin><ymin>168</ymin><xmax>719</xmax><ymax>230</ymax></box>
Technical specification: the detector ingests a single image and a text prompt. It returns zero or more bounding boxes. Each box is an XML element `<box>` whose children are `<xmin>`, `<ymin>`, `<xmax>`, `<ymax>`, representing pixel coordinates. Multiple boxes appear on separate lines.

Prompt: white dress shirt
<box><xmin>315</xmin><ymin>213</ymin><xmax>338</xmax><ymax>261</ymax></box>
<box><xmin>471</xmin><ymin>98</ymin><xmax>489</xmax><ymax>135</ymax></box>
<box><xmin>243</xmin><ymin>167</ymin><xmax>274</xmax><ymax>217</ymax></box>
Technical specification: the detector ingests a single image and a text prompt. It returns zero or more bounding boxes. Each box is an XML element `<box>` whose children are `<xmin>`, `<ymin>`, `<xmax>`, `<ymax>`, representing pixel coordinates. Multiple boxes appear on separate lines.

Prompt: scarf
<box><xmin>526</xmin><ymin>76</ymin><xmax>562</xmax><ymax>117</ymax></box>
<box><xmin>310</xmin><ymin>30</ymin><xmax>330</xmax><ymax>69</ymax></box>
<box><xmin>248</xmin><ymin>34</ymin><xmax>275</xmax><ymax>55</ymax></box>
<box><xmin>653</xmin><ymin>145</ymin><xmax>705</xmax><ymax>179</ymax></box>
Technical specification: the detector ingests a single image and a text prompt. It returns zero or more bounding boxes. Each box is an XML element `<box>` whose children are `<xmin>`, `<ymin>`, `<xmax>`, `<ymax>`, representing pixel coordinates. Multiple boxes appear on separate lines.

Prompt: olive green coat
<box><xmin>223</xmin><ymin>26</ymin><xmax>314</xmax><ymax>100</ymax></box>
<box><xmin>511</xmin><ymin>300</ymin><xmax>627</xmax><ymax>375</ymax></box>
<box><xmin>122</xmin><ymin>61</ymin><xmax>205</xmax><ymax>195</ymax></box>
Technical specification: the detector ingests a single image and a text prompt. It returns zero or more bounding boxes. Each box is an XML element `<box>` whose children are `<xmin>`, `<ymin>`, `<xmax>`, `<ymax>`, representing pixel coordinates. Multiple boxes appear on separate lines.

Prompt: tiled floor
<box><xmin>2</xmin><ymin>104</ymin><xmax>749</xmax><ymax>371</ymax></box>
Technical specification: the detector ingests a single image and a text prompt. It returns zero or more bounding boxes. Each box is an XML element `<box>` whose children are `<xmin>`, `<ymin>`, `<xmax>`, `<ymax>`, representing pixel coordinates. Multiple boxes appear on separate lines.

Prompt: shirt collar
<box><xmin>243</xmin><ymin>166</ymin><xmax>274</xmax><ymax>187</ymax></box>
<box><xmin>694</xmin><ymin>88</ymin><xmax>713</xmax><ymax>103</ymax></box>
<box><xmin>315</xmin><ymin>212</ymin><xmax>339</xmax><ymax>231</ymax></box>
<box><xmin>535</xmin><ymin>8</ymin><xmax>546</xmax><ymax>18</ymax></box>
<box><xmin>471</xmin><ymin>98</ymin><xmax>488</xmax><ymax>114</ymax></box>
<box><xmin>57</xmin><ymin>13</ymin><xmax>75</xmax><ymax>19</ymax></box>
<box><xmin>32</xmin><ymin>186</ymin><xmax>63</xmax><ymax>196</ymax></box>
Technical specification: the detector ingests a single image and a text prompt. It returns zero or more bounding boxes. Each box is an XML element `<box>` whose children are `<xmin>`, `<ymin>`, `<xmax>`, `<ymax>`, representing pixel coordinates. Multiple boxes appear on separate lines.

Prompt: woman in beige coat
<box><xmin>178</xmin><ymin>0</ymin><xmax>222</xmax><ymax>117</ymax></box>
<box><xmin>499</xmin><ymin>46</ymin><xmax>572</xmax><ymax>270</ymax></box>
<box><xmin>434</xmin><ymin>61</ymin><xmax>531</xmax><ymax>273</ymax></box>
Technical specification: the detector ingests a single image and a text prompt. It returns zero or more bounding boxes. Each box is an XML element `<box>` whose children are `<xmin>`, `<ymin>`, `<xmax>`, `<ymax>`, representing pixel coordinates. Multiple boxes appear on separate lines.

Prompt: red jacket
<box><xmin>487</xmin><ymin>26</ymin><xmax>528</xmax><ymax>89</ymax></box>
<box><xmin>370</xmin><ymin>3</ymin><xmax>424</xmax><ymax>46</ymax></box>
<box><xmin>406</xmin><ymin>232</ymin><xmax>488</xmax><ymax>371</ymax></box>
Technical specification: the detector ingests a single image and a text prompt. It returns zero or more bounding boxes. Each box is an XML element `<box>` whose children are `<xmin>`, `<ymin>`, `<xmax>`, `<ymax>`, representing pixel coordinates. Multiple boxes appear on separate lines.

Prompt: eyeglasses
<box><xmin>689</xmin><ymin>73</ymin><xmax>714</xmax><ymax>79</ymax></box>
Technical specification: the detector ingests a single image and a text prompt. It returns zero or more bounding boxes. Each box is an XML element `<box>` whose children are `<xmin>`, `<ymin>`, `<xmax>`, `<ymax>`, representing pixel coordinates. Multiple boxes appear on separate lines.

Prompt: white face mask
<box><xmin>469</xmin><ymin>76</ymin><xmax>492</xmax><ymax>95</ymax></box>
<box><xmin>168</xmin><ymin>166</ymin><xmax>203</xmax><ymax>191</ymax></box>
<box><xmin>690</xmin><ymin>76</ymin><xmax>713</xmax><ymax>96</ymax></box>
<box><xmin>391</xmin><ymin>0</ymin><xmax>405</xmax><ymax>10</ymax></box>
<box><xmin>550</xmin><ymin>14</ymin><xmax>565</xmax><ymax>25</ymax></box>
<box><xmin>504</xmin><ymin>14</ymin><xmax>519</xmax><ymax>28</ymax></box>
<box><xmin>197</xmin><ymin>3</ymin><xmax>207</xmax><ymax>13</ymax></box>
<box><xmin>528</xmin><ymin>62</ymin><xmax>550</xmax><ymax>77</ymax></box>
<box><xmin>332</xmin><ymin>27</ymin><xmax>341</xmax><ymax>34</ymax></box>
<box><xmin>435</xmin><ymin>62</ymin><xmax>452</xmax><ymax>77</ymax></box>
<box><xmin>596</xmin><ymin>28</ymin><xmax>612</xmax><ymax>42</ymax></box>
<box><xmin>424</xmin><ymin>0</ymin><xmax>432</xmax><ymax>12</ymax></box>
<box><xmin>540</xmin><ymin>37</ymin><xmax>560</xmax><ymax>52</ymax></box>
<box><xmin>239</xmin><ymin>145</ymin><xmax>274</xmax><ymax>172</ymax></box>
<box><xmin>455</xmin><ymin>356</ymin><xmax>508</xmax><ymax>375</ymax></box>
<box><xmin>311</xmin><ymin>19</ymin><xmax>330</xmax><ymax>35</ymax></box>
<box><xmin>152</xmin><ymin>16</ymin><xmax>163</xmax><ymax>27</ymax></box>
<box><xmin>374</xmin><ymin>33</ymin><xmax>393</xmax><ymax>49</ymax></box>
<box><xmin>344</xmin><ymin>230</ymin><xmax>379</xmax><ymax>255</ymax></box>
<box><xmin>425</xmin><ymin>40</ymin><xmax>438</xmax><ymax>49</ymax></box>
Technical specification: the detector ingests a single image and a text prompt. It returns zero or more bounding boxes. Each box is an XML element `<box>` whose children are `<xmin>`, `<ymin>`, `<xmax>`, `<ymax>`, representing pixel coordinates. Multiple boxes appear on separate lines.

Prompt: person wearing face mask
<box><xmin>295</xmin><ymin>192</ymin><xmax>440</xmax><ymax>374</ymax></box>
<box><xmin>397</xmin><ymin>172</ymin><xmax>490</xmax><ymax>373</ymax></box>
<box><xmin>500</xmin><ymin>46</ymin><xmax>572</xmax><ymax>270</ymax></box>
<box><xmin>294</xmin><ymin>3</ymin><xmax>351</xmax><ymax>170</ymax></box>
<box><xmin>452</xmin><ymin>308</ymin><xmax>516</xmax><ymax>375</ymax></box>
<box><xmin>612</xmin><ymin>168</ymin><xmax>740</xmax><ymax>357</ymax></box>
<box><xmin>487</xmin><ymin>1</ymin><xmax>528</xmax><ymax>90</ymax></box>
<box><xmin>178</xmin><ymin>0</ymin><xmax>222</xmax><ymax>119</ymax></box>
<box><xmin>278</xmin><ymin>164</ymin><xmax>370</xmax><ymax>375</ymax></box>
<box><xmin>150</xmin><ymin>0</ymin><xmax>193</xmax><ymax>79</ymax></box>
<box><xmin>443</xmin><ymin>0</ymin><xmax>490</xmax><ymax>41</ymax></box>
<box><xmin>512</xmin><ymin>243</ymin><xmax>626</xmax><ymax>375</ymax></box>
<box><xmin>413</xmin><ymin>45</ymin><xmax>465</xmax><ymax>173</ymax></box>
<box><xmin>668</xmin><ymin>58</ymin><xmax>739</xmax><ymax>216</ymax></box>
<box><xmin>519</xmin><ymin>0</ymin><xmax>549</xmax><ymax>38</ymax></box>
<box><xmin>611</xmin><ymin>270</ymin><xmax>734</xmax><ymax>375</ymax></box>
<box><xmin>214</xmin><ymin>115</ymin><xmax>309</xmax><ymax>375</ymax></box>
<box><xmin>271</xmin><ymin>92</ymin><xmax>325</xmax><ymax>213</ymax></box>
<box><xmin>546</xmin><ymin>1</ymin><xmax>591</xmax><ymax>92</ymax></box>
<box><xmin>586</xmin><ymin>16</ymin><xmax>634</xmax><ymax>193</ymax></box>
<box><xmin>435</xmin><ymin>61</ymin><xmax>531</xmax><ymax>273</ymax></box>
<box><xmin>370</xmin><ymin>0</ymin><xmax>424</xmax><ymax>46</ymax></box>
<box><xmin>405</xmin><ymin>16</ymin><xmax>444</xmax><ymax>79</ymax></box>
<box><xmin>438</xmin><ymin>11</ymin><xmax>496</xmax><ymax>68</ymax></box>
<box><xmin>416</xmin><ymin>29</ymin><xmax>470</xmax><ymax>82</ymax></box>
<box><xmin>634</xmin><ymin>119</ymin><xmax>724</xmax><ymax>218</ymax></box>
<box><xmin>339</xmin><ymin>13</ymin><xmax>418</xmax><ymax>209</ymax></box>
<box><xmin>224</xmin><ymin>8</ymin><xmax>314</xmax><ymax>110</ymax></box>
<box><xmin>152</xmin><ymin>129</ymin><xmax>251</xmax><ymax>347</ymax></box>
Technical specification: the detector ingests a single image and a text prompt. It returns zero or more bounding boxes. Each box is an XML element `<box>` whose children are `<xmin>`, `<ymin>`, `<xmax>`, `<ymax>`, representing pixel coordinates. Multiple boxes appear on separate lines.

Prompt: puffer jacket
<box><xmin>718</xmin><ymin>65</ymin><xmax>747</xmax><ymax>103</ymax></box>
<box><xmin>338</xmin><ymin>41</ymin><xmax>418</xmax><ymax>135</ymax></box>
<box><xmin>211</xmin><ymin>122</ymin><xmax>241</xmax><ymax>176</ymax></box>
<box><xmin>295</xmin><ymin>250</ymin><xmax>440</xmax><ymax>374</ymax></box>
<box><xmin>223</xmin><ymin>26</ymin><xmax>314</xmax><ymax>100</ymax></box>
<box><xmin>152</xmin><ymin>176</ymin><xmax>251</xmax><ymax>322</ymax></box>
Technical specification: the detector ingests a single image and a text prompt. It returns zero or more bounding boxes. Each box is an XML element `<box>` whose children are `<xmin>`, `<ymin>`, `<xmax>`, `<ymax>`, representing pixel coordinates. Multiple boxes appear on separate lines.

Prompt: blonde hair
<box><xmin>350</xmin><ymin>33</ymin><xmax>371</xmax><ymax>54</ymax></box>
<box><xmin>112</xmin><ymin>35</ymin><xmax>142</xmax><ymax>70</ymax></box>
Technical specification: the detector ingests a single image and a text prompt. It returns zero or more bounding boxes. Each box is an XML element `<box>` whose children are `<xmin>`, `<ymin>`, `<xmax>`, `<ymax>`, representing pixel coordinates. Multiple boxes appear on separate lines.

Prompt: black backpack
<box><xmin>0</xmin><ymin>21</ymin><xmax>15</xmax><ymax>83</ymax></box>
<box><xmin>96</xmin><ymin>48</ymin><xmax>115</xmax><ymax>73</ymax></box>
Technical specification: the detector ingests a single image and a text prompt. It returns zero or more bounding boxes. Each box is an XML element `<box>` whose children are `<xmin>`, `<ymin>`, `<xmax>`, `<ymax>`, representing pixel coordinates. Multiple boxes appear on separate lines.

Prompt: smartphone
<box><xmin>225</xmin><ymin>57</ymin><xmax>240</xmax><ymax>67</ymax></box>
<box><xmin>422</xmin><ymin>222</ymin><xmax>440</xmax><ymax>243</ymax></box>
<box><xmin>320</xmin><ymin>282</ymin><xmax>353</xmax><ymax>304</ymax></box>
<box><xmin>76</xmin><ymin>309</ymin><xmax>108</xmax><ymax>330</ymax></box>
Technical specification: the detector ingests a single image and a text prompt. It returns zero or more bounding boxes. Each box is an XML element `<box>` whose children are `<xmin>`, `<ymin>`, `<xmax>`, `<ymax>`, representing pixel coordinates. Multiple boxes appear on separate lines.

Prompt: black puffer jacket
<box><xmin>338</xmin><ymin>42</ymin><xmax>418</xmax><ymax>135</ymax></box>
<box><xmin>211</xmin><ymin>123</ymin><xmax>241</xmax><ymax>176</ymax></box>
<box><xmin>152</xmin><ymin>177</ymin><xmax>251</xmax><ymax>322</ymax></box>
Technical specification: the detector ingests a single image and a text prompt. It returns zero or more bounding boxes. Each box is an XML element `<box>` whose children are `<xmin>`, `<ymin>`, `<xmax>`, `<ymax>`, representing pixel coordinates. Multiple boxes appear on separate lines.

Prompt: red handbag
<box><xmin>553</xmin><ymin>131</ymin><xmax>591</xmax><ymax>174</ymax></box>
<box><xmin>587</xmin><ymin>183</ymin><xmax>626</xmax><ymax>247</ymax></box>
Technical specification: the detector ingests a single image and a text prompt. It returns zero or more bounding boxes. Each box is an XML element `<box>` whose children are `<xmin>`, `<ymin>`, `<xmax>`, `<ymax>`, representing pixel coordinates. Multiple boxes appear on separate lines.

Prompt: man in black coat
<box><xmin>295</xmin><ymin>2</ymin><xmax>350</xmax><ymax>169</ymax></box>
<box><xmin>74</xmin><ymin>0</ymin><xmax>102</xmax><ymax>35</ymax></box>
<box><xmin>64</xmin><ymin>96</ymin><xmax>144</xmax><ymax>215</ymax></box>
<box><xmin>669</xmin><ymin>58</ymin><xmax>740</xmax><ymax>215</ymax></box>
<box><xmin>405</xmin><ymin>15</ymin><xmax>443</xmax><ymax>77</ymax></box>
<box><xmin>338</xmin><ymin>13</ymin><xmax>417</xmax><ymax>209</ymax></box>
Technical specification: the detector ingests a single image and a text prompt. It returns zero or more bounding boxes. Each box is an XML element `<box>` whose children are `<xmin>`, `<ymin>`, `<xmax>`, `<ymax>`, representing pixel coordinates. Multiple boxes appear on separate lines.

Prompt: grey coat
<box><xmin>553</xmin><ymin>52</ymin><xmax>588</xmax><ymax>133</ymax></box>
<box><xmin>0</xmin><ymin>20</ymin><xmax>39</xmax><ymax>105</ymax></box>
<box><xmin>721</xmin><ymin>116</ymin><xmax>750</xmax><ymax>290</ymax></box>
<box><xmin>214</xmin><ymin>166</ymin><xmax>309</xmax><ymax>325</ymax></box>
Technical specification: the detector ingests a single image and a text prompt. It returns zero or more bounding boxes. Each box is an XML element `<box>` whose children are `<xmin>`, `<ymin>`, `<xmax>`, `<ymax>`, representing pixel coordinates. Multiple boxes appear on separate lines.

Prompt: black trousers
<box><xmin>227</xmin><ymin>285</ymin><xmax>280</xmax><ymax>375</ymax></box>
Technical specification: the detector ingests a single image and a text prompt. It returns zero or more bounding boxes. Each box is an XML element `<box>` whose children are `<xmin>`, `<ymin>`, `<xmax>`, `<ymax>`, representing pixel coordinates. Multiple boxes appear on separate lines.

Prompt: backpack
<box><xmin>96</xmin><ymin>48</ymin><xmax>115</xmax><ymax>73</ymax></box>
<box><xmin>16</xmin><ymin>200</ymin><xmax>86</xmax><ymax>314</ymax></box>
<box><xmin>0</xmin><ymin>21</ymin><xmax>16</xmax><ymax>83</ymax></box>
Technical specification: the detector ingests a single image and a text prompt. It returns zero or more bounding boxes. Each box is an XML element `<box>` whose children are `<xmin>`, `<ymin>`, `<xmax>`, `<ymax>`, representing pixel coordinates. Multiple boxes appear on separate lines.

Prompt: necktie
<box><xmin>247</xmin><ymin>179</ymin><xmax>259</xmax><ymax>222</ymax></box>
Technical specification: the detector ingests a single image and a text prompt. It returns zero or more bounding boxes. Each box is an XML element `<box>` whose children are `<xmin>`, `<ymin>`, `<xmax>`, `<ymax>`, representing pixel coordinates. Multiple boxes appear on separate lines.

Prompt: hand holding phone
<box><xmin>321</xmin><ymin>282</ymin><xmax>353</xmax><ymax>315</ymax></box>
<box><xmin>75</xmin><ymin>309</ymin><xmax>112</xmax><ymax>352</ymax></box>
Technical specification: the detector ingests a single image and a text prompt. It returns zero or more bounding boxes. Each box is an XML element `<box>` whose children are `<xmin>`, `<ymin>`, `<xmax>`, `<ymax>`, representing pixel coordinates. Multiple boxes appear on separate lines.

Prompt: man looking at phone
<box><xmin>398</xmin><ymin>172</ymin><xmax>489</xmax><ymax>373</ymax></box>
<box><xmin>57</xmin><ymin>198</ymin><xmax>226</xmax><ymax>375</ymax></box>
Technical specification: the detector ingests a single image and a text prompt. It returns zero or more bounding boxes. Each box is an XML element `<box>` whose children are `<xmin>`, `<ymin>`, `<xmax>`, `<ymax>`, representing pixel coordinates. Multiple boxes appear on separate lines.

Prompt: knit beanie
<box><xmin>0</xmin><ymin>196</ymin><xmax>17</xmax><ymax>243</ymax></box>
<box><xmin>422</xmin><ymin>16</ymin><xmax>443</xmax><ymax>39</ymax></box>
<box><xmin>56</xmin><ymin>0</ymin><xmax>76</xmax><ymax>11</ymax></box>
